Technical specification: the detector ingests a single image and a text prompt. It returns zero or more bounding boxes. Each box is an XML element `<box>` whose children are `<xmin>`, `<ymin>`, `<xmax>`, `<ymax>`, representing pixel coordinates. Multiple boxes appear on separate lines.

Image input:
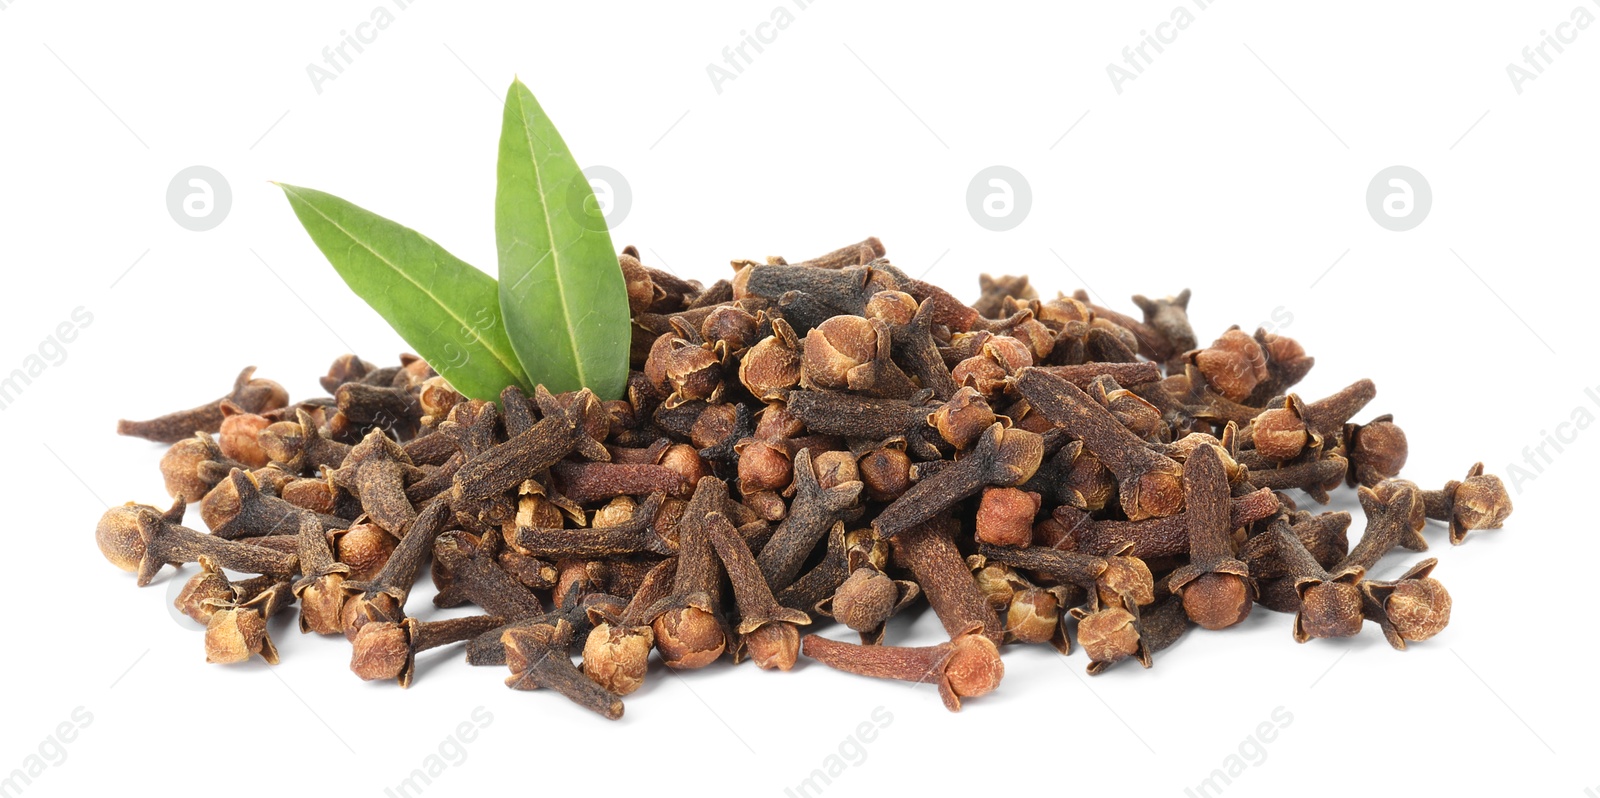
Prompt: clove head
<box><xmin>219</xmin><ymin>404</ymin><xmax>273</xmax><ymax>469</ymax></box>
<box><xmin>858</xmin><ymin>444</ymin><xmax>912</xmax><ymax>502</ymax></box>
<box><xmin>990</xmin><ymin>426</ymin><xmax>1046</xmax><ymax>487</ymax></box>
<box><xmin>930</xmin><ymin>387</ymin><xmax>995</xmax><ymax>450</ymax></box>
<box><xmin>1124</xmin><ymin>460</ymin><xmax>1185</xmax><ymax>521</ymax></box>
<box><xmin>652</xmin><ymin>606</ymin><xmax>726</xmax><ymax>670</ymax></box>
<box><xmin>1449</xmin><ymin>464</ymin><xmax>1512</xmax><ymax>544</ymax></box>
<box><xmin>298</xmin><ymin>572</ymin><xmax>349</xmax><ymax>635</ymax></box>
<box><xmin>735</xmin><ymin>439</ymin><xmax>793</xmax><ymax>494</ymax></box>
<box><xmin>96</xmin><ymin>503</ymin><xmax>158</xmax><ymax>575</ymax></box>
<box><xmin>745</xmin><ymin>622</ymin><xmax>802</xmax><ymax>671</ymax></box>
<box><xmin>161</xmin><ymin>434</ymin><xmax>230</xmax><ymax>503</ymax></box>
<box><xmin>350</xmin><ymin>621</ymin><xmax>412</xmax><ymax>682</ymax></box>
<box><xmin>1005</xmin><ymin>588</ymin><xmax>1059</xmax><ymax>645</ymax></box>
<box><xmin>205</xmin><ymin>607</ymin><xmax>276</xmax><ymax>665</ymax></box>
<box><xmin>811</xmin><ymin>450</ymin><xmax>860</xmax><ymax>492</ymax></box>
<box><xmin>1347</xmin><ymin>415</ymin><xmax>1408</xmax><ymax>487</ymax></box>
<box><xmin>582</xmin><ymin>622</ymin><xmax>654</xmax><ymax>695</ymax></box>
<box><xmin>975</xmin><ymin>487</ymin><xmax>1040</xmax><ymax>547</ymax></box>
<box><xmin>831</xmin><ymin>569</ymin><xmax>899</xmax><ymax>633</ymax></box>
<box><xmin>659</xmin><ymin>444</ymin><xmax>707</xmax><ymax>490</ymax></box>
<box><xmin>1295</xmin><ymin>578</ymin><xmax>1365</xmax><ymax>641</ymax></box>
<box><xmin>341</xmin><ymin>591</ymin><xmax>403</xmax><ymax>641</ymax></box>
<box><xmin>664</xmin><ymin>341</ymin><xmax>723</xmax><ymax>406</ymax></box>
<box><xmin>1192</xmin><ymin>329</ymin><xmax>1267</xmax><ymax>403</ymax></box>
<box><xmin>942</xmin><ymin>634</ymin><xmax>1005</xmax><ymax>702</ymax></box>
<box><xmin>175</xmin><ymin>562</ymin><xmax>235</xmax><ymax>625</ymax></box>
<box><xmin>418</xmin><ymin>376</ymin><xmax>464</xmax><ymax>426</ymax></box>
<box><xmin>865</xmin><ymin>290</ymin><xmax>918</xmax><ymax>326</ymax></box>
<box><xmin>1076</xmin><ymin>607</ymin><xmax>1142</xmax><ymax>670</ymax></box>
<box><xmin>1383</xmin><ymin>578</ymin><xmax>1452</xmax><ymax>642</ymax></box>
<box><xmin>1252</xmin><ymin>403</ymin><xmax>1310</xmax><ymax>462</ymax></box>
<box><xmin>701</xmin><ymin>305</ymin><xmax>759</xmax><ymax>352</ymax></box>
<box><xmin>1181</xmin><ymin>572</ymin><xmax>1254</xmax><ymax>631</ymax></box>
<box><xmin>801</xmin><ymin>315</ymin><xmax>880</xmax><ymax>391</ymax></box>
<box><xmin>1100</xmin><ymin>556</ymin><xmax>1156</xmax><ymax>609</ymax></box>
<box><xmin>952</xmin><ymin>337</ymin><xmax>1031</xmax><ymax>398</ymax></box>
<box><xmin>971</xmin><ymin>558</ymin><xmax>1022</xmax><ymax>610</ymax></box>
<box><xmin>740</xmin><ymin>327</ymin><xmax>802</xmax><ymax>401</ymax></box>
<box><xmin>332</xmin><ymin>523</ymin><xmax>396</xmax><ymax>581</ymax></box>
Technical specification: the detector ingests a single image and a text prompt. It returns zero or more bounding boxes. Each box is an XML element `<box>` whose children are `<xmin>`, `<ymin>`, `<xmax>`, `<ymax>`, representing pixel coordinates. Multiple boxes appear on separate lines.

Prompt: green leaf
<box><xmin>276</xmin><ymin>183</ymin><xmax>531</xmax><ymax>401</ymax></box>
<box><xmin>495</xmin><ymin>77</ymin><xmax>631</xmax><ymax>400</ymax></box>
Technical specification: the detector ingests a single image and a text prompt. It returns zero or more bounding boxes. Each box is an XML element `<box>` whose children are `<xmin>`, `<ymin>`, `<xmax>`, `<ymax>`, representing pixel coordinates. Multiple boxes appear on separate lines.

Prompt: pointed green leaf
<box><xmin>495</xmin><ymin>78</ymin><xmax>630</xmax><ymax>400</ymax></box>
<box><xmin>276</xmin><ymin>183</ymin><xmax>530</xmax><ymax>400</ymax></box>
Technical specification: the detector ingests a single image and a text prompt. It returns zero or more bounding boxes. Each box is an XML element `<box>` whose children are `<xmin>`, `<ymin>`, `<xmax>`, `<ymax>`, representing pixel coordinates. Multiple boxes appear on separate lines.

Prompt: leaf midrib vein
<box><xmin>513</xmin><ymin>88</ymin><xmax>588</xmax><ymax>389</ymax></box>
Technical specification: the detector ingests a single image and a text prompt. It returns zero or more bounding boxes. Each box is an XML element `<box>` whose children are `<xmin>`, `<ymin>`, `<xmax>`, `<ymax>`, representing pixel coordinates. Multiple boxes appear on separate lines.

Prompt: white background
<box><xmin>1</xmin><ymin>2</ymin><xmax>1594</xmax><ymax>795</ymax></box>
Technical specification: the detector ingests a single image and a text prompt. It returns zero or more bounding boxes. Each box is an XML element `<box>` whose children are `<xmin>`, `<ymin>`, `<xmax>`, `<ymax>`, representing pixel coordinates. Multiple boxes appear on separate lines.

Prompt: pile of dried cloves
<box><xmin>98</xmin><ymin>237</ymin><xmax>1514</xmax><ymax>717</ymax></box>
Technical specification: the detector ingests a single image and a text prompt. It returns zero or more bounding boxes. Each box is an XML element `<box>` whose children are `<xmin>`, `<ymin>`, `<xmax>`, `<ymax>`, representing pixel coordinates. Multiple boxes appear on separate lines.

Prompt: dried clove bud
<box><xmin>96</xmin><ymin>500</ymin><xmax>298</xmax><ymax>586</ymax></box>
<box><xmin>160</xmin><ymin>433</ymin><xmax>244</xmax><ymax>503</ymax></box>
<box><xmin>329</xmin><ymin>429</ymin><xmax>427</xmax><ymax>534</ymax></box>
<box><xmin>1421</xmin><ymin>463</ymin><xmax>1512</xmax><ymax>545</ymax></box>
<box><xmin>707</xmin><ymin>512</ymin><xmax>811</xmax><ymax>669</ymax></box>
<box><xmin>1165</xmin><ymin>444</ymin><xmax>1255</xmax><ymax>630</ymax></box>
<box><xmin>873</xmin><ymin>424</ymin><xmax>1043</xmax><ymax>539</ymax></box>
<box><xmin>118</xmin><ymin>366</ymin><xmax>289</xmax><ymax>443</ymax></box>
<box><xmin>892</xmin><ymin>515</ymin><xmax>1003</xmax><ymax>645</ymax></box>
<box><xmin>974</xmin><ymin>487</ymin><xmax>1041</xmax><ymax>547</ymax></box>
<box><xmin>1344</xmin><ymin>414</ymin><xmax>1409</xmax><ymax>488</ymax></box>
<box><xmin>1014</xmin><ymin>368</ymin><xmax>1184</xmax><ymax>521</ymax></box>
<box><xmin>205</xmin><ymin>581</ymin><xmax>294</xmax><ymax>665</ymax></box>
<box><xmin>351</xmin><ymin>615</ymin><xmax>506</xmax><ymax>687</ymax></box>
<box><xmin>503</xmin><ymin>619</ymin><xmax>625</xmax><ymax>720</ymax></box>
<box><xmin>801</xmin><ymin>629</ymin><xmax>1004</xmax><ymax>712</ymax></box>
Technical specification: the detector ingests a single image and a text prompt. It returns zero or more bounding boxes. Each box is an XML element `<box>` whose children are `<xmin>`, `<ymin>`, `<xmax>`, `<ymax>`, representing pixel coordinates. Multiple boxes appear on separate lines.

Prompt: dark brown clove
<box><xmin>201</xmin><ymin>468</ymin><xmax>346</xmax><ymax>540</ymax></box>
<box><xmin>1420</xmin><ymin>463</ymin><xmax>1513</xmax><ymax>545</ymax></box>
<box><xmin>1165</xmin><ymin>444</ymin><xmax>1255</xmax><ymax>630</ymax></box>
<box><xmin>551</xmin><ymin>461</ymin><xmax>688</xmax><ymax>504</ymax></box>
<box><xmin>340</xmin><ymin>496</ymin><xmax>451</xmax><ymax>639</ymax></box>
<box><xmin>646</xmin><ymin>477</ymin><xmax>730</xmax><ymax>669</ymax></box>
<box><xmin>351</xmin><ymin>614</ymin><xmax>507</xmax><ymax>687</ymax></box>
<box><xmin>292</xmin><ymin>514</ymin><xmax>351</xmax><ymax>635</ymax></box>
<box><xmin>1014</xmin><ymin>368</ymin><xmax>1183</xmax><ymax>521</ymax></box>
<box><xmin>96</xmin><ymin>500</ymin><xmax>298</xmax><ymax>586</ymax></box>
<box><xmin>706</xmin><ymin>512</ymin><xmax>811</xmax><ymax>670</ymax></box>
<box><xmin>118</xmin><ymin>366</ymin><xmax>289</xmax><ymax>443</ymax></box>
<box><xmin>976</xmin><ymin>542</ymin><xmax>1154</xmax><ymax>615</ymax></box>
<box><xmin>259</xmin><ymin>409</ymin><xmax>352</xmax><ymax>476</ymax></box>
<box><xmin>331</xmin><ymin>381</ymin><xmax>422</xmax><ymax>441</ymax></box>
<box><xmin>503</xmin><ymin>619</ymin><xmax>625</xmax><ymax>720</ymax></box>
<box><xmin>451</xmin><ymin>388</ymin><xmax>609</xmax><ymax>524</ymax></box>
<box><xmin>1252</xmin><ymin>519</ymin><xmax>1366</xmax><ymax>642</ymax></box>
<box><xmin>161</xmin><ymin>433</ymin><xmax>246</xmax><ymax>503</ymax></box>
<box><xmin>328</xmin><ymin>429</ymin><xmax>426</xmax><ymax>534</ymax></box>
<box><xmin>432</xmin><ymin>530</ymin><xmax>546</xmax><ymax>620</ymax></box>
<box><xmin>173</xmin><ymin>557</ymin><xmax>278</xmax><ymax>626</ymax></box>
<box><xmin>817</xmin><ymin>564</ymin><xmax>918</xmax><ymax>645</ymax></box>
<box><xmin>881</xmin><ymin>295</ymin><xmax>960</xmax><ymax>400</ymax></box>
<box><xmin>1045</xmin><ymin>487</ymin><xmax>1280</xmax><ymax>558</ymax></box>
<box><xmin>1242</xmin><ymin>454</ymin><xmax>1348</xmax><ymax>504</ymax></box>
<box><xmin>892</xmin><ymin>515</ymin><xmax>1003</xmax><ymax>645</ymax></box>
<box><xmin>205</xmin><ymin>580</ymin><xmax>295</xmax><ymax>665</ymax></box>
<box><xmin>512</xmin><ymin>492</ymin><xmax>673</xmax><ymax>559</ymax></box>
<box><xmin>1336</xmin><ymin>479</ymin><xmax>1427</xmax><ymax>574</ymax></box>
<box><xmin>1359</xmin><ymin>559</ymin><xmax>1452</xmax><ymax>650</ymax></box>
<box><xmin>801</xmin><ymin>629</ymin><xmax>1004</xmax><ymax>712</ymax></box>
<box><xmin>873</xmin><ymin>424</ymin><xmax>1043</xmax><ymax>539</ymax></box>
<box><xmin>582</xmin><ymin>558</ymin><xmax>675</xmax><ymax>695</ymax></box>
<box><xmin>756</xmin><ymin>449</ymin><xmax>864</xmax><ymax>591</ymax></box>
<box><xmin>1344</xmin><ymin>414</ymin><xmax>1409</xmax><ymax>487</ymax></box>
